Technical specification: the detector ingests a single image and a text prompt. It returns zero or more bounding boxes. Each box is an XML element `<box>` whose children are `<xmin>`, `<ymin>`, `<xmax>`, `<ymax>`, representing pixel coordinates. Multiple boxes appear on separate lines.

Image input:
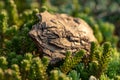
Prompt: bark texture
<box><xmin>29</xmin><ymin>11</ymin><xmax>96</xmax><ymax>64</ymax></box>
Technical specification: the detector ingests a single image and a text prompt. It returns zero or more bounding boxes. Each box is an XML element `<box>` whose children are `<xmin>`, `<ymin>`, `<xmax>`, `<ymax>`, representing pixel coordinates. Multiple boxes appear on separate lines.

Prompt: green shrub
<box><xmin>0</xmin><ymin>0</ymin><xmax>120</xmax><ymax>80</ymax></box>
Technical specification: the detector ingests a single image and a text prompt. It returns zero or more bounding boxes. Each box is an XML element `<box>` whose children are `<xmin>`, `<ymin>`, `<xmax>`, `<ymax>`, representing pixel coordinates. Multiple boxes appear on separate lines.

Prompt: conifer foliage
<box><xmin>0</xmin><ymin>0</ymin><xmax>120</xmax><ymax>80</ymax></box>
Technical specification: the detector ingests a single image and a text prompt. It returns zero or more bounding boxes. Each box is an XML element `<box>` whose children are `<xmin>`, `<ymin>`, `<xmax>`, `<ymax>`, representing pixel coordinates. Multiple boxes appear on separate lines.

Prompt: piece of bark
<box><xmin>29</xmin><ymin>11</ymin><xmax>97</xmax><ymax>64</ymax></box>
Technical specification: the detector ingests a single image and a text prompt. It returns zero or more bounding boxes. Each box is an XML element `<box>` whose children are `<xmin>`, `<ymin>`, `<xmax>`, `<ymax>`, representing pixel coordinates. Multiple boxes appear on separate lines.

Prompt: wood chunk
<box><xmin>29</xmin><ymin>11</ymin><xmax>97</xmax><ymax>64</ymax></box>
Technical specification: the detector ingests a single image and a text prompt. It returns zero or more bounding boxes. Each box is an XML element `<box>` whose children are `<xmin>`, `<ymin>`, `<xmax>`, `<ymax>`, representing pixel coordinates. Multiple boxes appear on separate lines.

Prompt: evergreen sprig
<box><xmin>89</xmin><ymin>42</ymin><xmax>113</xmax><ymax>78</ymax></box>
<box><xmin>0</xmin><ymin>10</ymin><xmax>8</xmax><ymax>49</ymax></box>
<box><xmin>60</xmin><ymin>50</ymin><xmax>85</xmax><ymax>74</ymax></box>
<box><xmin>50</xmin><ymin>70</ymin><xmax>71</xmax><ymax>80</ymax></box>
<box><xmin>4</xmin><ymin>0</ymin><xmax>19</xmax><ymax>26</ymax></box>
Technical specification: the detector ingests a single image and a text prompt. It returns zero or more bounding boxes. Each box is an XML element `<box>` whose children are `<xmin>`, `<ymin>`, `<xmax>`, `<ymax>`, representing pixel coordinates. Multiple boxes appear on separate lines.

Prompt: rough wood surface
<box><xmin>29</xmin><ymin>11</ymin><xmax>96</xmax><ymax>64</ymax></box>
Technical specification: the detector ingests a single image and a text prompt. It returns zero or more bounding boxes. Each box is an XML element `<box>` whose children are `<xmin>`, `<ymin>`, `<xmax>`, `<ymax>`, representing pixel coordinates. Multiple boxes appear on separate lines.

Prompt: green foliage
<box><xmin>68</xmin><ymin>70</ymin><xmax>80</xmax><ymax>80</ymax></box>
<box><xmin>0</xmin><ymin>53</ymin><xmax>49</xmax><ymax>80</ymax></box>
<box><xmin>77</xmin><ymin>13</ymin><xmax>118</xmax><ymax>46</ymax></box>
<box><xmin>29</xmin><ymin>57</ymin><xmax>48</xmax><ymax>80</ymax></box>
<box><xmin>75</xmin><ymin>42</ymin><xmax>113</xmax><ymax>79</ymax></box>
<box><xmin>106</xmin><ymin>48</ymin><xmax>120</xmax><ymax>79</ymax></box>
<box><xmin>98</xmin><ymin>21</ymin><xmax>118</xmax><ymax>47</ymax></box>
<box><xmin>90</xmin><ymin>42</ymin><xmax>113</xmax><ymax>78</ymax></box>
<box><xmin>0</xmin><ymin>0</ymin><xmax>120</xmax><ymax>80</ymax></box>
<box><xmin>0</xmin><ymin>56</ymin><xmax>8</xmax><ymax>69</ymax></box>
<box><xmin>60</xmin><ymin>50</ymin><xmax>85</xmax><ymax>74</ymax></box>
<box><xmin>50</xmin><ymin>70</ymin><xmax>71</xmax><ymax>80</ymax></box>
<box><xmin>99</xmin><ymin>74</ymin><xmax>110</xmax><ymax>80</ymax></box>
<box><xmin>4</xmin><ymin>0</ymin><xmax>19</xmax><ymax>26</ymax></box>
<box><xmin>3</xmin><ymin>8</ymin><xmax>39</xmax><ymax>54</ymax></box>
<box><xmin>0</xmin><ymin>10</ymin><xmax>8</xmax><ymax>49</ymax></box>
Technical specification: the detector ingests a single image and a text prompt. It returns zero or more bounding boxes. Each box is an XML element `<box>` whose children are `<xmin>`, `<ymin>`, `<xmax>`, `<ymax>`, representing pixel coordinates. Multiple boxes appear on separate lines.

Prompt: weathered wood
<box><xmin>29</xmin><ymin>11</ymin><xmax>96</xmax><ymax>64</ymax></box>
